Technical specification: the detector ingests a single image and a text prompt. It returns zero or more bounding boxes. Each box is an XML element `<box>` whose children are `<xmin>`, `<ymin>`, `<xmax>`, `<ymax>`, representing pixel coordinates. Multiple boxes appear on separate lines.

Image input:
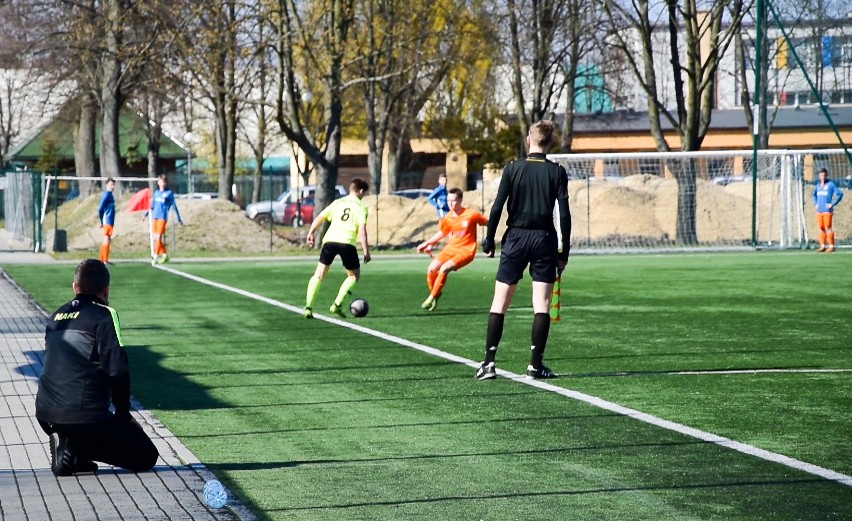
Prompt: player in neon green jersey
<box><xmin>304</xmin><ymin>179</ymin><xmax>371</xmax><ymax>318</ymax></box>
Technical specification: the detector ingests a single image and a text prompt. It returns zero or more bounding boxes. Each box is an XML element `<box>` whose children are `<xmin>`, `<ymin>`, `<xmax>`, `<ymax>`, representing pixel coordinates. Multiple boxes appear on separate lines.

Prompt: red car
<box><xmin>282</xmin><ymin>197</ymin><xmax>315</xmax><ymax>226</ymax></box>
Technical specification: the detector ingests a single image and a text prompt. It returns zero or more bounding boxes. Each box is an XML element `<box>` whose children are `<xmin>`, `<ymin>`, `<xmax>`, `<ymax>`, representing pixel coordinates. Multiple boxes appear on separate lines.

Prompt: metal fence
<box><xmin>1</xmin><ymin>171</ymin><xmax>42</xmax><ymax>251</ymax></box>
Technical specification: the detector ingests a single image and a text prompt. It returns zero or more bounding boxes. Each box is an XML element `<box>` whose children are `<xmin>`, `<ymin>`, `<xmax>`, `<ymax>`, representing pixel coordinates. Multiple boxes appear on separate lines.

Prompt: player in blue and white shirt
<box><xmin>428</xmin><ymin>173</ymin><xmax>449</xmax><ymax>218</ymax></box>
<box><xmin>97</xmin><ymin>178</ymin><xmax>116</xmax><ymax>263</ymax></box>
<box><xmin>812</xmin><ymin>168</ymin><xmax>843</xmax><ymax>252</ymax></box>
<box><xmin>144</xmin><ymin>175</ymin><xmax>183</xmax><ymax>263</ymax></box>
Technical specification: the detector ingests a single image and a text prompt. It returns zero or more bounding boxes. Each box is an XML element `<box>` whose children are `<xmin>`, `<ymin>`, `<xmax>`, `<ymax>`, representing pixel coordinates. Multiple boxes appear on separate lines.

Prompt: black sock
<box><xmin>484</xmin><ymin>312</ymin><xmax>504</xmax><ymax>364</ymax></box>
<box><xmin>530</xmin><ymin>313</ymin><xmax>550</xmax><ymax>368</ymax></box>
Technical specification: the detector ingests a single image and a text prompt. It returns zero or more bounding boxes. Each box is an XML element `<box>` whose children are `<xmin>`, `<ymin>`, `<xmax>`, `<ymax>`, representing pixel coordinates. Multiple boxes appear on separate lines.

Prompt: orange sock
<box><xmin>818</xmin><ymin>231</ymin><xmax>826</xmax><ymax>246</ymax></box>
<box><xmin>155</xmin><ymin>239</ymin><xmax>165</xmax><ymax>256</ymax></box>
<box><xmin>431</xmin><ymin>272</ymin><xmax>447</xmax><ymax>298</ymax></box>
<box><xmin>99</xmin><ymin>244</ymin><xmax>110</xmax><ymax>263</ymax></box>
<box><xmin>426</xmin><ymin>272</ymin><xmax>437</xmax><ymax>292</ymax></box>
<box><xmin>827</xmin><ymin>231</ymin><xmax>835</xmax><ymax>246</ymax></box>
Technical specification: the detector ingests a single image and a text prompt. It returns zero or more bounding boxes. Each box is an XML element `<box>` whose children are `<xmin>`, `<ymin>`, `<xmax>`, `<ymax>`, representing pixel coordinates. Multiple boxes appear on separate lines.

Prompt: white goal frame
<box><xmin>547</xmin><ymin>149</ymin><xmax>850</xmax><ymax>251</ymax></box>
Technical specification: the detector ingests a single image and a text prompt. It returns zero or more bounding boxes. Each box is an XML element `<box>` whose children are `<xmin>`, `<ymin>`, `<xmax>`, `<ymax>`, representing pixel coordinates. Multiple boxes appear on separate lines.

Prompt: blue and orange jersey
<box><xmin>97</xmin><ymin>191</ymin><xmax>115</xmax><ymax>226</ymax></box>
<box><xmin>438</xmin><ymin>207</ymin><xmax>488</xmax><ymax>257</ymax></box>
<box><xmin>813</xmin><ymin>181</ymin><xmax>843</xmax><ymax>213</ymax></box>
<box><xmin>149</xmin><ymin>189</ymin><xmax>182</xmax><ymax>223</ymax></box>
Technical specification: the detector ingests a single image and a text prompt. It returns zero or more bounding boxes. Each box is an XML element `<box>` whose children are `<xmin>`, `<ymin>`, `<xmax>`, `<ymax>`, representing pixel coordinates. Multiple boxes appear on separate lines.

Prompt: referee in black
<box><xmin>35</xmin><ymin>259</ymin><xmax>159</xmax><ymax>476</ymax></box>
<box><xmin>477</xmin><ymin>120</ymin><xmax>571</xmax><ymax>380</ymax></box>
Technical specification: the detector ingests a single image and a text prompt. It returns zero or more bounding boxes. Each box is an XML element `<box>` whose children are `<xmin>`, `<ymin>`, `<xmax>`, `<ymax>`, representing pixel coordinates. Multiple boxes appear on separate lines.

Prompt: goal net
<box><xmin>38</xmin><ymin>175</ymin><xmax>157</xmax><ymax>255</ymax></box>
<box><xmin>547</xmin><ymin>149</ymin><xmax>851</xmax><ymax>251</ymax></box>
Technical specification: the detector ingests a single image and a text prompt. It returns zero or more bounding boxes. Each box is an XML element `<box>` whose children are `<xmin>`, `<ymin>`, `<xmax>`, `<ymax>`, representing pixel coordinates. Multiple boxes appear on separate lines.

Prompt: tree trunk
<box><xmin>672</xmin><ymin>160</ymin><xmax>698</xmax><ymax>244</ymax></box>
<box><xmin>315</xmin><ymin>86</ymin><xmax>343</xmax><ymax>213</ymax></box>
<box><xmin>146</xmin><ymin>126</ymin><xmax>161</xmax><ymax>183</ymax></box>
<box><xmin>74</xmin><ymin>94</ymin><xmax>98</xmax><ymax>197</ymax></box>
<box><xmin>99</xmin><ymin>0</ymin><xmax>123</xmax><ymax>182</ymax></box>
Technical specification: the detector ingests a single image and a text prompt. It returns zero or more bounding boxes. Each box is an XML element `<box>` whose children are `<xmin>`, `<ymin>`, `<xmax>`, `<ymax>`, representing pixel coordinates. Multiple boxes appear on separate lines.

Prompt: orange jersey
<box><xmin>439</xmin><ymin>208</ymin><xmax>488</xmax><ymax>257</ymax></box>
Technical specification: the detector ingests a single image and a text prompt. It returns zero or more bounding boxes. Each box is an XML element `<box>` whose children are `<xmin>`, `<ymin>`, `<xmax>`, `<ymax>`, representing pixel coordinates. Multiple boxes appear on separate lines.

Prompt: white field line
<box><xmin>156</xmin><ymin>265</ymin><xmax>852</xmax><ymax>488</ymax></box>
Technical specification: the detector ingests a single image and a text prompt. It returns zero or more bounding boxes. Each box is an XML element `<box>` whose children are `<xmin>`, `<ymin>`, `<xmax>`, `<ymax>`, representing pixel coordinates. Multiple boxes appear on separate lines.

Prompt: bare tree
<box><xmin>738</xmin><ymin>0</ymin><xmax>852</xmax><ymax>151</ymax></box>
<box><xmin>239</xmin><ymin>2</ymin><xmax>279</xmax><ymax>204</ymax></box>
<box><xmin>349</xmin><ymin>0</ymin><xmax>489</xmax><ymax>192</ymax></box>
<box><xmin>173</xmin><ymin>0</ymin><xmax>256</xmax><ymax>202</ymax></box>
<box><xmin>602</xmin><ymin>0</ymin><xmax>748</xmax><ymax>243</ymax></box>
<box><xmin>271</xmin><ymin>0</ymin><xmax>354</xmax><ymax>215</ymax></box>
<box><xmin>0</xmin><ymin>3</ymin><xmax>42</xmax><ymax>165</ymax></box>
<box><xmin>20</xmin><ymin>1</ymin><xmax>176</xmax><ymax>196</ymax></box>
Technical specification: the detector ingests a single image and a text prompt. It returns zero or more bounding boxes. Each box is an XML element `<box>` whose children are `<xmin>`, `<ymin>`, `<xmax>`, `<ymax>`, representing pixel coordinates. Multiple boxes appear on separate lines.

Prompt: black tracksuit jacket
<box><xmin>35</xmin><ymin>294</ymin><xmax>131</xmax><ymax>425</ymax></box>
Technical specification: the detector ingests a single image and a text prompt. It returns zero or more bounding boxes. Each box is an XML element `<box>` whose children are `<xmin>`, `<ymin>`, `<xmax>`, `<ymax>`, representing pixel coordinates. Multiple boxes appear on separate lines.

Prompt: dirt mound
<box><xmin>48</xmin><ymin>175</ymin><xmax>849</xmax><ymax>255</ymax></box>
<box><xmin>47</xmin><ymin>195</ymin><xmax>297</xmax><ymax>255</ymax></box>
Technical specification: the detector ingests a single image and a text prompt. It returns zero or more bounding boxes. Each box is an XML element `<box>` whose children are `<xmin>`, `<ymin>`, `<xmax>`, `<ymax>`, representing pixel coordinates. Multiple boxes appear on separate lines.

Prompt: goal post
<box><xmin>547</xmin><ymin>149</ymin><xmax>850</xmax><ymax>251</ymax></box>
<box><xmin>39</xmin><ymin>175</ymin><xmax>158</xmax><ymax>256</ymax></box>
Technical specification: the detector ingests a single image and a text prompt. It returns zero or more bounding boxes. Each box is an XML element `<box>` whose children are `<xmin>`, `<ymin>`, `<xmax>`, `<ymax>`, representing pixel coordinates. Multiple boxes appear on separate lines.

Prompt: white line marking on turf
<box><xmin>156</xmin><ymin>265</ymin><xmax>852</xmax><ymax>488</ymax></box>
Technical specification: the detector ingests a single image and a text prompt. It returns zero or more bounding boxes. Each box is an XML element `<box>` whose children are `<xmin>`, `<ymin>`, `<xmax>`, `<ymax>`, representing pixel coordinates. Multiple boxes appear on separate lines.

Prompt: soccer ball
<box><xmin>349</xmin><ymin>298</ymin><xmax>369</xmax><ymax>318</ymax></box>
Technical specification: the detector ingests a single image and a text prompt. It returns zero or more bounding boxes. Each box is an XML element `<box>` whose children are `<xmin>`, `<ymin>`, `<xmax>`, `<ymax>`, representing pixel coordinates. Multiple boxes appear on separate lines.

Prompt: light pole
<box><xmin>183</xmin><ymin>132</ymin><xmax>194</xmax><ymax>195</ymax></box>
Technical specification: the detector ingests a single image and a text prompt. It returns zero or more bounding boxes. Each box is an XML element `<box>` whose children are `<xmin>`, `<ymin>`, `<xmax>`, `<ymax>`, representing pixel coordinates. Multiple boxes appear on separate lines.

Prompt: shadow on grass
<box><xmin>174</xmin><ymin>389</ymin><xmax>541</xmax><ymax>411</ymax></box>
<box><xmin>181</xmin><ymin>412</ymin><xmax>622</xmax><ymax>439</ymax></box>
<box><xmin>263</xmin><ymin>478</ymin><xmax>828</xmax><ymax>513</ymax></box>
<box><xmin>562</xmin><ymin>366</ymin><xmax>840</xmax><ymax>378</ymax></box>
<box><xmin>208</xmin><ymin>440</ymin><xmax>716</xmax><ymax>472</ymax></box>
<box><xmin>122</xmin><ymin>343</ymin><xmax>232</xmax><ymax>411</ymax></box>
<box><xmin>175</xmin><ymin>359</ymin><xmax>461</xmax><ymax>377</ymax></box>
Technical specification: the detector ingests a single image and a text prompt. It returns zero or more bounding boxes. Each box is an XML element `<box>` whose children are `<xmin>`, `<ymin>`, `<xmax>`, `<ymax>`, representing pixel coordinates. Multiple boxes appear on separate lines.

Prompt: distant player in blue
<box><xmin>428</xmin><ymin>173</ymin><xmax>449</xmax><ymax>218</ymax></box>
<box><xmin>97</xmin><ymin>178</ymin><xmax>116</xmax><ymax>263</ymax></box>
<box><xmin>812</xmin><ymin>168</ymin><xmax>843</xmax><ymax>252</ymax></box>
<box><xmin>144</xmin><ymin>175</ymin><xmax>183</xmax><ymax>264</ymax></box>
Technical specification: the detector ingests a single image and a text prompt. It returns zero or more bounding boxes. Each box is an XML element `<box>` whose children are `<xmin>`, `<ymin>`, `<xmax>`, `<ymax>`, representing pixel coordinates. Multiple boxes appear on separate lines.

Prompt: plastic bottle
<box><xmin>202</xmin><ymin>479</ymin><xmax>227</xmax><ymax>509</ymax></box>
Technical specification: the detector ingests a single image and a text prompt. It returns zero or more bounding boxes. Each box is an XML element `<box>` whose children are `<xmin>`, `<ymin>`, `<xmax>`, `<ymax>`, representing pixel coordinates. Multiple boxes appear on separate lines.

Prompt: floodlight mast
<box><xmin>750</xmin><ymin>0</ymin><xmax>764</xmax><ymax>249</ymax></box>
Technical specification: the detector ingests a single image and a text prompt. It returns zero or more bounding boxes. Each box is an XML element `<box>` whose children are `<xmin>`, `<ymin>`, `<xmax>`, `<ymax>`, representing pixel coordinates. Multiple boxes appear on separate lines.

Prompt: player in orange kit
<box><xmin>416</xmin><ymin>188</ymin><xmax>488</xmax><ymax>311</ymax></box>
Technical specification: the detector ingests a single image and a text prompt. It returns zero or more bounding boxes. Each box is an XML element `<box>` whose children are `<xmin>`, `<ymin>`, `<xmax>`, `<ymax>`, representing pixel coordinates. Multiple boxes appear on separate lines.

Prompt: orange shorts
<box><xmin>101</xmin><ymin>224</ymin><xmax>113</xmax><ymax>237</ymax></box>
<box><xmin>152</xmin><ymin>219</ymin><xmax>167</xmax><ymax>235</ymax></box>
<box><xmin>435</xmin><ymin>249</ymin><xmax>476</xmax><ymax>270</ymax></box>
<box><xmin>816</xmin><ymin>212</ymin><xmax>833</xmax><ymax>230</ymax></box>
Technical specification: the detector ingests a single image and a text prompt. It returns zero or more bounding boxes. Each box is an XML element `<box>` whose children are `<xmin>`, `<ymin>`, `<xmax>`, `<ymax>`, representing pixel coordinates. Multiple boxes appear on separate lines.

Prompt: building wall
<box><xmin>571</xmin><ymin>127</ymin><xmax>852</xmax><ymax>153</ymax></box>
<box><xmin>617</xmin><ymin>16</ymin><xmax>852</xmax><ymax>112</ymax></box>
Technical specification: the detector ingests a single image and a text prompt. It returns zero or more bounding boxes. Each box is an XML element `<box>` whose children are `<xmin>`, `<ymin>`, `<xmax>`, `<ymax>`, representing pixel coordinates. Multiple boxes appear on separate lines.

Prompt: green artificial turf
<box><xmin>5</xmin><ymin>251</ymin><xmax>850</xmax><ymax>520</ymax></box>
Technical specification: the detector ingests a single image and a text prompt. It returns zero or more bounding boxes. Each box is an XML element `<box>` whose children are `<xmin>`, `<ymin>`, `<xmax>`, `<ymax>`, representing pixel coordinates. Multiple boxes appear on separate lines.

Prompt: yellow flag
<box><xmin>550</xmin><ymin>276</ymin><xmax>561</xmax><ymax>322</ymax></box>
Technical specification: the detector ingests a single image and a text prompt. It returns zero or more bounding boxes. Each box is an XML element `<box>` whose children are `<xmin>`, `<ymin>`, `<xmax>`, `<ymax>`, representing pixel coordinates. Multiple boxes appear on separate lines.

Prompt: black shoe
<box><xmin>73</xmin><ymin>457</ymin><xmax>98</xmax><ymax>473</ymax></box>
<box><xmin>526</xmin><ymin>364</ymin><xmax>557</xmax><ymax>379</ymax></box>
<box><xmin>475</xmin><ymin>361</ymin><xmax>496</xmax><ymax>380</ymax></box>
<box><xmin>49</xmin><ymin>433</ymin><xmax>74</xmax><ymax>476</ymax></box>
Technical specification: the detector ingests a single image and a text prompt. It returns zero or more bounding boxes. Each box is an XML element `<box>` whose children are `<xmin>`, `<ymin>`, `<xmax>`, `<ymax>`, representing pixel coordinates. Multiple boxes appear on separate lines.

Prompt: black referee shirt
<box><xmin>487</xmin><ymin>152</ymin><xmax>571</xmax><ymax>254</ymax></box>
<box><xmin>35</xmin><ymin>294</ymin><xmax>131</xmax><ymax>424</ymax></box>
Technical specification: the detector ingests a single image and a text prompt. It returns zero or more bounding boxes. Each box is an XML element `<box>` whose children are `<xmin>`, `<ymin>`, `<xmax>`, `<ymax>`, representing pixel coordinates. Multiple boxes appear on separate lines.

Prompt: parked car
<box><xmin>391</xmin><ymin>188</ymin><xmax>432</xmax><ymax>199</ymax></box>
<box><xmin>282</xmin><ymin>197</ymin><xmax>315</xmax><ymax>227</ymax></box>
<box><xmin>245</xmin><ymin>184</ymin><xmax>346</xmax><ymax>226</ymax></box>
<box><xmin>176</xmin><ymin>192</ymin><xmax>218</xmax><ymax>200</ymax></box>
<box><xmin>711</xmin><ymin>175</ymin><xmax>749</xmax><ymax>186</ymax></box>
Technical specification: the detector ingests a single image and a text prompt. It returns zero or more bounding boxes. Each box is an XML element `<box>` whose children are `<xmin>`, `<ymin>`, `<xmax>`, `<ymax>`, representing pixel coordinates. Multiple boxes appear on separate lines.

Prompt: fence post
<box><xmin>32</xmin><ymin>172</ymin><xmax>43</xmax><ymax>252</ymax></box>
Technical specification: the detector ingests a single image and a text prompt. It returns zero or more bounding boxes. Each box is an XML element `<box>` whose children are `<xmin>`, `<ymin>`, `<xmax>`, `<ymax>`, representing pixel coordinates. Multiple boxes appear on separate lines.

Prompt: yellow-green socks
<box><xmin>334</xmin><ymin>276</ymin><xmax>358</xmax><ymax>307</ymax></box>
<box><xmin>306</xmin><ymin>276</ymin><xmax>322</xmax><ymax>308</ymax></box>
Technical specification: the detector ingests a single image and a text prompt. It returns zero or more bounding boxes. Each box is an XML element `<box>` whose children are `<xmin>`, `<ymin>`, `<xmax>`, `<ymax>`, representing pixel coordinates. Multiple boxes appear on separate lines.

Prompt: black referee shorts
<box><xmin>496</xmin><ymin>228</ymin><xmax>558</xmax><ymax>285</ymax></box>
<box><xmin>319</xmin><ymin>242</ymin><xmax>360</xmax><ymax>271</ymax></box>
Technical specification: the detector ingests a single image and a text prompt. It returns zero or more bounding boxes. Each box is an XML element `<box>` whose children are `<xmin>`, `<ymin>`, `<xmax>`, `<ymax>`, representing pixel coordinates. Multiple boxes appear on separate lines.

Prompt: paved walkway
<box><xmin>0</xmin><ymin>264</ymin><xmax>256</xmax><ymax>521</ymax></box>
